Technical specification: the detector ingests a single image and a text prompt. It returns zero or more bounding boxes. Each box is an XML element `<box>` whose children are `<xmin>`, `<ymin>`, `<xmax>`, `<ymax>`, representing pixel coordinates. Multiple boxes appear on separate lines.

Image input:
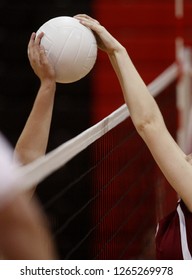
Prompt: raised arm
<box><xmin>0</xmin><ymin>32</ymin><xmax>57</xmax><ymax>260</ymax></box>
<box><xmin>14</xmin><ymin>32</ymin><xmax>56</xmax><ymax>195</ymax></box>
<box><xmin>75</xmin><ymin>15</ymin><xmax>192</xmax><ymax>211</ymax></box>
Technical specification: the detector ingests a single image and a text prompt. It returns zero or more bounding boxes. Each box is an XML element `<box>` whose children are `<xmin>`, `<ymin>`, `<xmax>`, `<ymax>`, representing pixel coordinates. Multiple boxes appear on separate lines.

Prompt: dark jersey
<box><xmin>155</xmin><ymin>200</ymin><xmax>192</xmax><ymax>259</ymax></box>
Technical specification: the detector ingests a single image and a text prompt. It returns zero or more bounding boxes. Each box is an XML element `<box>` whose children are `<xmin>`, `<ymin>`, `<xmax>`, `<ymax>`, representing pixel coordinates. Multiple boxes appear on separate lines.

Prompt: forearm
<box><xmin>108</xmin><ymin>47</ymin><xmax>164</xmax><ymax>136</ymax></box>
<box><xmin>108</xmin><ymin>47</ymin><xmax>186</xmax><ymax>160</ymax></box>
<box><xmin>14</xmin><ymin>80</ymin><xmax>56</xmax><ymax>165</ymax></box>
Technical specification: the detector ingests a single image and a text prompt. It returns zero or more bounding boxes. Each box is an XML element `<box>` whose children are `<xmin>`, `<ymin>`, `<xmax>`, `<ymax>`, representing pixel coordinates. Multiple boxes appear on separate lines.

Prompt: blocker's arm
<box><xmin>76</xmin><ymin>14</ymin><xmax>192</xmax><ymax>212</ymax></box>
<box><xmin>14</xmin><ymin>32</ymin><xmax>56</xmax><ymax>196</ymax></box>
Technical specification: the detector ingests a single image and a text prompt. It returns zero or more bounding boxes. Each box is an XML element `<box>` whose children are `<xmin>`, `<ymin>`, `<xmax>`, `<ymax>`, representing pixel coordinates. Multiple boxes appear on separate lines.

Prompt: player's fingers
<box><xmin>39</xmin><ymin>45</ymin><xmax>48</xmax><ymax>65</ymax></box>
<box><xmin>75</xmin><ymin>17</ymin><xmax>103</xmax><ymax>35</ymax></box>
<box><xmin>35</xmin><ymin>32</ymin><xmax>44</xmax><ymax>46</ymax></box>
<box><xmin>28</xmin><ymin>32</ymin><xmax>36</xmax><ymax>48</ymax></box>
<box><xmin>28</xmin><ymin>32</ymin><xmax>44</xmax><ymax>65</ymax></box>
<box><xmin>27</xmin><ymin>32</ymin><xmax>36</xmax><ymax>58</ymax></box>
<box><xmin>74</xmin><ymin>14</ymin><xmax>100</xmax><ymax>25</ymax></box>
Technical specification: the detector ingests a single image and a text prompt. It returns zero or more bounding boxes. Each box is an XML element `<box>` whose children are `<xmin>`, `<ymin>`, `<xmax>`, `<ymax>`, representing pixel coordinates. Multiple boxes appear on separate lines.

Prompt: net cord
<box><xmin>15</xmin><ymin>62</ymin><xmax>179</xmax><ymax>191</ymax></box>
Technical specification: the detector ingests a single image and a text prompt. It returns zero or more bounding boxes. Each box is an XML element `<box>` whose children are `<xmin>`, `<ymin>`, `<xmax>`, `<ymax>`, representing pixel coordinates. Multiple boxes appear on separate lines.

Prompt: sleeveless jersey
<box><xmin>155</xmin><ymin>200</ymin><xmax>192</xmax><ymax>259</ymax></box>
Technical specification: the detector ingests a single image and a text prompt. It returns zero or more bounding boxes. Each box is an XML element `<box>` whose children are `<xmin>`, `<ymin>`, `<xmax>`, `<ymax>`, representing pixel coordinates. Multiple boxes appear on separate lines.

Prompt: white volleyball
<box><xmin>36</xmin><ymin>16</ymin><xmax>97</xmax><ymax>83</ymax></box>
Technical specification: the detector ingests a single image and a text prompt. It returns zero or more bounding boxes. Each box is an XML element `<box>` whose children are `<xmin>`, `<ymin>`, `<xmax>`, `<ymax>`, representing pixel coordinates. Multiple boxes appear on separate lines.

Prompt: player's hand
<box><xmin>28</xmin><ymin>32</ymin><xmax>56</xmax><ymax>83</ymax></box>
<box><xmin>74</xmin><ymin>14</ymin><xmax>124</xmax><ymax>55</ymax></box>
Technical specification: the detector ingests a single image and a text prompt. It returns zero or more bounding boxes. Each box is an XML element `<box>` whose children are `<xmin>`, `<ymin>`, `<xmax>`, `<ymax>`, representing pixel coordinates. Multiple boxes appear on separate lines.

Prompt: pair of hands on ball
<box><xmin>28</xmin><ymin>14</ymin><xmax>124</xmax><ymax>80</ymax></box>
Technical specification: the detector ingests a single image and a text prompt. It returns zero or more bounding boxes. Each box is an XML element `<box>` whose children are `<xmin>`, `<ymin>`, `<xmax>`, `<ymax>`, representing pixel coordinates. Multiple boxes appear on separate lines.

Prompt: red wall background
<box><xmin>91</xmin><ymin>0</ymin><xmax>176</xmax><ymax>122</ymax></box>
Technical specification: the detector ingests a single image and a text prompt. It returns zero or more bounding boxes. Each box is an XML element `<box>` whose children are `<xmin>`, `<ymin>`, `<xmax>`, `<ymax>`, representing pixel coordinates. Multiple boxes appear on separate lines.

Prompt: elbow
<box><xmin>135</xmin><ymin>119</ymin><xmax>151</xmax><ymax>134</ymax></box>
<box><xmin>134</xmin><ymin>118</ymin><xmax>156</xmax><ymax>139</ymax></box>
<box><xmin>134</xmin><ymin>113</ymin><xmax>164</xmax><ymax>140</ymax></box>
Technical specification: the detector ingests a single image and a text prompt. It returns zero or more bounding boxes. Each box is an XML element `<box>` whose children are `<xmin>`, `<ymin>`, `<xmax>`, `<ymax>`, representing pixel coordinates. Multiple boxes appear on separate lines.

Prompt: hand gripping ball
<box><xmin>36</xmin><ymin>16</ymin><xmax>97</xmax><ymax>83</ymax></box>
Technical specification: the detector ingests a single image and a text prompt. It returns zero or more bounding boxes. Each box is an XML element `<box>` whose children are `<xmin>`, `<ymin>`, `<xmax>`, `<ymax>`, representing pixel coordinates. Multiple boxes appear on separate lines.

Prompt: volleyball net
<box><xmin>6</xmin><ymin>57</ymin><xmax>192</xmax><ymax>259</ymax></box>
<box><xmin>17</xmin><ymin>63</ymin><xmax>178</xmax><ymax>191</ymax></box>
<box><xmin>14</xmin><ymin>62</ymin><xmax>182</xmax><ymax>259</ymax></box>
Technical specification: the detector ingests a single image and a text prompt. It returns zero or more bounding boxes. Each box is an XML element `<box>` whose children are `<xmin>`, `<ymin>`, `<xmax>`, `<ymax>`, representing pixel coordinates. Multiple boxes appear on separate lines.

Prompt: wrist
<box><xmin>108</xmin><ymin>44</ymin><xmax>126</xmax><ymax>57</ymax></box>
<box><xmin>40</xmin><ymin>79</ymin><xmax>56</xmax><ymax>90</ymax></box>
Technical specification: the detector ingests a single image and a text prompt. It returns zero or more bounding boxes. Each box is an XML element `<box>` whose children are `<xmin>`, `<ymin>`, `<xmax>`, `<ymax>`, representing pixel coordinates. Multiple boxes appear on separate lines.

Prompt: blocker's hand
<box><xmin>28</xmin><ymin>32</ymin><xmax>56</xmax><ymax>83</ymax></box>
<box><xmin>74</xmin><ymin>14</ymin><xmax>124</xmax><ymax>55</ymax></box>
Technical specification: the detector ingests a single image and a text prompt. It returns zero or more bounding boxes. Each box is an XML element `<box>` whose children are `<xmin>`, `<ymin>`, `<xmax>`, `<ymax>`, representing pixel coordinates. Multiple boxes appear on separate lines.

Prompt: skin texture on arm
<box><xmin>75</xmin><ymin>14</ymin><xmax>192</xmax><ymax>211</ymax></box>
<box><xmin>0</xmin><ymin>32</ymin><xmax>57</xmax><ymax>259</ymax></box>
<box><xmin>14</xmin><ymin>32</ymin><xmax>56</xmax><ymax>197</ymax></box>
<box><xmin>14</xmin><ymin>32</ymin><xmax>56</xmax><ymax>169</ymax></box>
